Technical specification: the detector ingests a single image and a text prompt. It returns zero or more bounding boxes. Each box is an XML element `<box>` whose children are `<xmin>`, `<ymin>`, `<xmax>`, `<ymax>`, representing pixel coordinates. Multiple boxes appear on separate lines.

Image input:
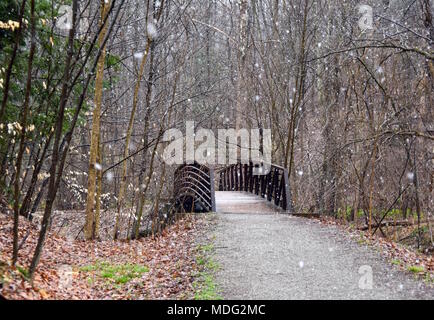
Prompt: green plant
<box><xmin>197</xmin><ymin>256</ymin><xmax>206</xmax><ymax>266</ymax></box>
<box><xmin>424</xmin><ymin>273</ymin><xmax>433</xmax><ymax>284</ymax></box>
<box><xmin>80</xmin><ymin>261</ymin><xmax>149</xmax><ymax>284</ymax></box>
<box><xmin>194</xmin><ymin>273</ymin><xmax>222</xmax><ymax>300</ymax></box>
<box><xmin>407</xmin><ymin>265</ymin><xmax>424</xmax><ymax>274</ymax></box>
<box><xmin>206</xmin><ymin>258</ymin><xmax>220</xmax><ymax>272</ymax></box>
<box><xmin>391</xmin><ymin>259</ymin><xmax>401</xmax><ymax>266</ymax></box>
<box><xmin>16</xmin><ymin>265</ymin><xmax>29</xmax><ymax>279</ymax></box>
<box><xmin>193</xmin><ymin>241</ymin><xmax>221</xmax><ymax>300</ymax></box>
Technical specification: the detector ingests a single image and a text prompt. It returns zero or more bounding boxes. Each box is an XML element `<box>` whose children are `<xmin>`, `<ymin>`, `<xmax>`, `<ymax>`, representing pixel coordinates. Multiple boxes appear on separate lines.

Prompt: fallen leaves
<box><xmin>0</xmin><ymin>212</ymin><xmax>206</xmax><ymax>300</ymax></box>
<box><xmin>317</xmin><ymin>215</ymin><xmax>433</xmax><ymax>280</ymax></box>
<box><xmin>39</xmin><ymin>289</ymin><xmax>49</xmax><ymax>299</ymax></box>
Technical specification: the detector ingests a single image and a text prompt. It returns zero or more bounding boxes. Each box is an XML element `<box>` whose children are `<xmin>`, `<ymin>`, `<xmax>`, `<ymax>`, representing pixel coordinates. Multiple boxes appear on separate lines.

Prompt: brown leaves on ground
<box><xmin>0</xmin><ymin>212</ymin><xmax>206</xmax><ymax>300</ymax></box>
<box><xmin>318</xmin><ymin>216</ymin><xmax>433</xmax><ymax>279</ymax></box>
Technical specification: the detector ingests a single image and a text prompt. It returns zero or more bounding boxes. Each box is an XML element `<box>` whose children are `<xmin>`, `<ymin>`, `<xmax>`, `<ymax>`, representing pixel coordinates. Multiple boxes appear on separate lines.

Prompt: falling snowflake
<box><xmin>147</xmin><ymin>22</ymin><xmax>158</xmax><ymax>38</ymax></box>
<box><xmin>407</xmin><ymin>172</ymin><xmax>414</xmax><ymax>181</ymax></box>
<box><xmin>134</xmin><ymin>52</ymin><xmax>144</xmax><ymax>60</ymax></box>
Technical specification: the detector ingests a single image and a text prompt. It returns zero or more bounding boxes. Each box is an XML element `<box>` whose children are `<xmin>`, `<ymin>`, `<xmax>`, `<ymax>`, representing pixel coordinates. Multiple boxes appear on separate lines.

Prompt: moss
<box><xmin>16</xmin><ymin>265</ymin><xmax>30</xmax><ymax>280</ymax></box>
<box><xmin>194</xmin><ymin>273</ymin><xmax>222</xmax><ymax>300</ymax></box>
<box><xmin>193</xmin><ymin>242</ymin><xmax>222</xmax><ymax>300</ymax></box>
<box><xmin>424</xmin><ymin>273</ymin><xmax>433</xmax><ymax>284</ymax></box>
<box><xmin>80</xmin><ymin>261</ymin><xmax>149</xmax><ymax>285</ymax></box>
<box><xmin>197</xmin><ymin>243</ymin><xmax>214</xmax><ymax>253</ymax></box>
<box><xmin>197</xmin><ymin>256</ymin><xmax>206</xmax><ymax>266</ymax></box>
<box><xmin>407</xmin><ymin>265</ymin><xmax>424</xmax><ymax>274</ymax></box>
<box><xmin>391</xmin><ymin>259</ymin><xmax>401</xmax><ymax>266</ymax></box>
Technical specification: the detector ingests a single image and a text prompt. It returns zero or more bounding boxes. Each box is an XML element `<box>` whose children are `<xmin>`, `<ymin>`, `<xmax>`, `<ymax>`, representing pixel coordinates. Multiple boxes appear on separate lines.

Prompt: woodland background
<box><xmin>0</xmin><ymin>0</ymin><xmax>433</xmax><ymax>281</ymax></box>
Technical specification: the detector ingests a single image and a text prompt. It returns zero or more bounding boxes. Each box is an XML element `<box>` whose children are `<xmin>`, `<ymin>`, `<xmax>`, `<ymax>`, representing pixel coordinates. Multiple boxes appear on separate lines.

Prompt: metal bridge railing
<box><xmin>174</xmin><ymin>163</ymin><xmax>216</xmax><ymax>212</ymax></box>
<box><xmin>218</xmin><ymin>162</ymin><xmax>294</xmax><ymax>213</ymax></box>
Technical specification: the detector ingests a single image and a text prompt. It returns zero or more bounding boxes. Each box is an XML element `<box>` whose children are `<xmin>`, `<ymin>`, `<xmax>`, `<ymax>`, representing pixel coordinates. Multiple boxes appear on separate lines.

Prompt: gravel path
<box><xmin>212</xmin><ymin>193</ymin><xmax>434</xmax><ymax>300</ymax></box>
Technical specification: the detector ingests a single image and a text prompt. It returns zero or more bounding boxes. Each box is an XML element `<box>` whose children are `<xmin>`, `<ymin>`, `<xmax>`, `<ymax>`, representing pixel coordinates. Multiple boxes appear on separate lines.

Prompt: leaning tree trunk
<box><xmin>12</xmin><ymin>0</ymin><xmax>36</xmax><ymax>265</ymax></box>
<box><xmin>28</xmin><ymin>0</ymin><xmax>78</xmax><ymax>279</ymax></box>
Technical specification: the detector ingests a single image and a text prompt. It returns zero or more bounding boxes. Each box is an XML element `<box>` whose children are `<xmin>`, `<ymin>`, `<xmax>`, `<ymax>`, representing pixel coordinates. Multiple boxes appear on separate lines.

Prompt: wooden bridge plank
<box><xmin>215</xmin><ymin>191</ymin><xmax>282</xmax><ymax>214</ymax></box>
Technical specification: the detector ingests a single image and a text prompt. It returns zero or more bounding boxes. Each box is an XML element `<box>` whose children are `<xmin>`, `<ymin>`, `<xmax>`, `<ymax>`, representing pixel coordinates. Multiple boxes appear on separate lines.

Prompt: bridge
<box><xmin>173</xmin><ymin>162</ymin><xmax>294</xmax><ymax>215</ymax></box>
<box><xmin>170</xmin><ymin>162</ymin><xmax>433</xmax><ymax>299</ymax></box>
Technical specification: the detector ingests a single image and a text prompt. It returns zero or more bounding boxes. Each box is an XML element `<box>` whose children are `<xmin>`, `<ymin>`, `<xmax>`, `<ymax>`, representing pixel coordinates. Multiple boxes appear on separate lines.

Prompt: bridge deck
<box><xmin>215</xmin><ymin>191</ymin><xmax>282</xmax><ymax>214</ymax></box>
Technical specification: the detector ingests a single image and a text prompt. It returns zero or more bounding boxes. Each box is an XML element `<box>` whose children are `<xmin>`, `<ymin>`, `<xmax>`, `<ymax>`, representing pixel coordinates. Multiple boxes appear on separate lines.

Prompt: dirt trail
<box><xmin>212</xmin><ymin>192</ymin><xmax>434</xmax><ymax>300</ymax></box>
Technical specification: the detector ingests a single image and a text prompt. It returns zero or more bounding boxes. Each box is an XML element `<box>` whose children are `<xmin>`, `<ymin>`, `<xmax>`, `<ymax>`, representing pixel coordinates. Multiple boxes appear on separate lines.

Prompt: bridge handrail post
<box><xmin>254</xmin><ymin>166</ymin><xmax>260</xmax><ymax>195</ymax></box>
<box><xmin>260</xmin><ymin>174</ymin><xmax>266</xmax><ymax>198</ymax></box>
<box><xmin>266</xmin><ymin>170</ymin><xmax>273</xmax><ymax>202</ymax></box>
<box><xmin>235</xmin><ymin>163</ymin><xmax>239</xmax><ymax>191</ymax></box>
<box><xmin>231</xmin><ymin>165</ymin><xmax>235</xmax><ymax>191</ymax></box>
<box><xmin>272</xmin><ymin>167</ymin><xmax>280</xmax><ymax>205</ymax></box>
<box><xmin>282</xmin><ymin>167</ymin><xmax>294</xmax><ymax>213</ymax></box>
<box><xmin>238</xmin><ymin>163</ymin><xmax>242</xmax><ymax>191</ymax></box>
<box><xmin>209</xmin><ymin>168</ymin><xmax>216</xmax><ymax>212</ymax></box>
<box><xmin>243</xmin><ymin>163</ymin><xmax>248</xmax><ymax>191</ymax></box>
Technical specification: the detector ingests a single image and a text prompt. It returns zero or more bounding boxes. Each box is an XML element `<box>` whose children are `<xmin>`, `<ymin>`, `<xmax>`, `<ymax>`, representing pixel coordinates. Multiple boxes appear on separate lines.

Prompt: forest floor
<box><xmin>1</xmin><ymin>207</ymin><xmax>433</xmax><ymax>300</ymax></box>
<box><xmin>0</xmin><ymin>212</ymin><xmax>210</xmax><ymax>300</ymax></box>
<box><xmin>207</xmin><ymin>212</ymin><xmax>434</xmax><ymax>299</ymax></box>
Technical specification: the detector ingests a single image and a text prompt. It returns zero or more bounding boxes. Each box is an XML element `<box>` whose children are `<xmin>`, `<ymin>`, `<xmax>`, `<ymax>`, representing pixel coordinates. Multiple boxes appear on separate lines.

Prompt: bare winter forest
<box><xmin>0</xmin><ymin>0</ymin><xmax>433</xmax><ymax>300</ymax></box>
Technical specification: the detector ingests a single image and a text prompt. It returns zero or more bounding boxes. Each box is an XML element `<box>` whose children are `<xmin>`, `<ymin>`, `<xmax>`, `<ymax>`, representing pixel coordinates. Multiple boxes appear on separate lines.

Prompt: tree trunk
<box><xmin>28</xmin><ymin>0</ymin><xmax>78</xmax><ymax>280</ymax></box>
<box><xmin>84</xmin><ymin>0</ymin><xmax>110</xmax><ymax>240</ymax></box>
<box><xmin>12</xmin><ymin>0</ymin><xmax>36</xmax><ymax>265</ymax></box>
